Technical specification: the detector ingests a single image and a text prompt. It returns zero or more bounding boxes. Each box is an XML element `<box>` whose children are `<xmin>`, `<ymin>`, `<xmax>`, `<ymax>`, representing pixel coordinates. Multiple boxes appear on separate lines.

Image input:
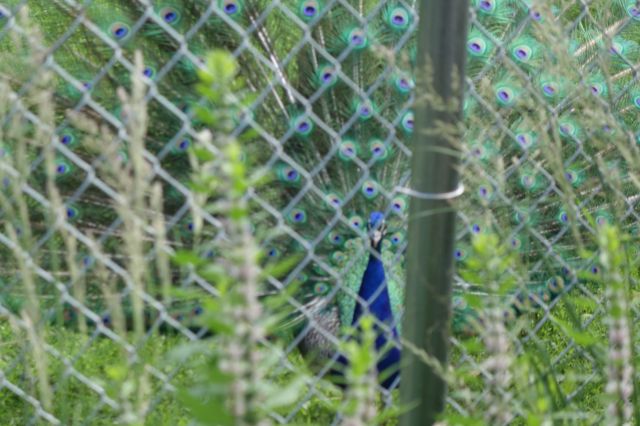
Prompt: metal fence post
<box><xmin>399</xmin><ymin>1</ymin><xmax>469</xmax><ymax>425</ymax></box>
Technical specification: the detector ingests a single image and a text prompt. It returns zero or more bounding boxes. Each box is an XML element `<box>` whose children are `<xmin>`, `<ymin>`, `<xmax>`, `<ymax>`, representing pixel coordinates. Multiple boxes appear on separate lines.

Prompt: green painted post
<box><xmin>399</xmin><ymin>0</ymin><xmax>469</xmax><ymax>425</ymax></box>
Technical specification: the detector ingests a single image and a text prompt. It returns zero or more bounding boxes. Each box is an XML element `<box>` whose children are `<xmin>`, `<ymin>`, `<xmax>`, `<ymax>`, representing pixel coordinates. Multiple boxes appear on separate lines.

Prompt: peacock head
<box><xmin>367</xmin><ymin>211</ymin><xmax>387</xmax><ymax>248</ymax></box>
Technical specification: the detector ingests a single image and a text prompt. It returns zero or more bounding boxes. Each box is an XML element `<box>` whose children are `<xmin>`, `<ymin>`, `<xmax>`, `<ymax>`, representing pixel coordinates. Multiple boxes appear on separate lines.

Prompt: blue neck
<box><xmin>351</xmin><ymin>242</ymin><xmax>401</xmax><ymax>389</ymax></box>
<box><xmin>352</xmin><ymin>245</ymin><xmax>394</xmax><ymax>326</ymax></box>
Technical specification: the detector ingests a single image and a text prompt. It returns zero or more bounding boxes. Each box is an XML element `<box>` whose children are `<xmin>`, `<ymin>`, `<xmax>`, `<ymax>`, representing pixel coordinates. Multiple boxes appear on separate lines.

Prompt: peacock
<box><xmin>0</xmin><ymin>0</ymin><xmax>638</xmax><ymax>392</ymax></box>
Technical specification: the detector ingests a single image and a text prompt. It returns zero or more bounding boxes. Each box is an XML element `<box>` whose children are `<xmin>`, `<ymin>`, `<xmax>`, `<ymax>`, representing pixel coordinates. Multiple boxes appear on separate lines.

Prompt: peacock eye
<box><xmin>497</xmin><ymin>88</ymin><xmax>513</xmax><ymax>103</ymax></box>
<box><xmin>361</xmin><ymin>180</ymin><xmax>379</xmax><ymax>199</ymax></box>
<box><xmin>328</xmin><ymin>232</ymin><xmax>343</xmax><ymax>245</ymax></box>
<box><xmin>388</xmin><ymin>6</ymin><xmax>410</xmax><ymax>30</ymax></box>
<box><xmin>471</xmin><ymin>224</ymin><xmax>481</xmax><ymax>233</ymax></box>
<box><xmin>187</xmin><ymin>222</ymin><xmax>194</xmax><ymax>231</ymax></box>
<box><xmin>468</xmin><ymin>39</ymin><xmax>485</xmax><ymax>54</ymax></box>
<box><xmin>66</xmin><ymin>207</ymin><xmax>78</xmax><ymax>219</ymax></box>
<box><xmin>292</xmin><ymin>115</ymin><xmax>313</xmax><ymax>135</ymax></box>
<box><xmin>60</xmin><ymin>134</ymin><xmax>74</xmax><ymax>145</ymax></box>
<box><xmin>220</xmin><ymin>0</ymin><xmax>241</xmax><ymax>15</ymax></box>
<box><xmin>289</xmin><ymin>209</ymin><xmax>307</xmax><ymax>224</ymax></box>
<box><xmin>516</xmin><ymin>133</ymin><xmax>532</xmax><ymax>148</ymax></box>
<box><xmin>143</xmin><ymin>66</ymin><xmax>155</xmax><ymax>78</ymax></box>
<box><xmin>314</xmin><ymin>282</ymin><xmax>329</xmax><ymax>295</ymax></box>
<box><xmin>339</xmin><ymin>140</ymin><xmax>357</xmax><ymax>160</ymax></box>
<box><xmin>542</xmin><ymin>83</ymin><xmax>556</xmax><ymax>96</ymax></box>
<box><xmin>56</xmin><ymin>163</ymin><xmax>69</xmax><ymax>174</ymax></box>
<box><xmin>513</xmin><ymin>45</ymin><xmax>532</xmax><ymax>61</ymax></box>
<box><xmin>521</xmin><ymin>175</ymin><xmax>533</xmax><ymax>187</ymax></box>
<box><xmin>178</xmin><ymin>139</ymin><xmax>190</xmax><ymax>150</ymax></box>
<box><xmin>268</xmin><ymin>248</ymin><xmax>278</xmax><ymax>257</ymax></box>
<box><xmin>159</xmin><ymin>7</ymin><xmax>180</xmax><ymax>24</ymax></box>
<box><xmin>109</xmin><ymin>22</ymin><xmax>130</xmax><ymax>40</ymax></box>
<box><xmin>326</xmin><ymin>193</ymin><xmax>341</xmax><ymax>207</ymax></box>
<box><xmin>401</xmin><ymin>111</ymin><xmax>414</xmax><ymax>133</ymax></box>
<box><xmin>348</xmin><ymin>28</ymin><xmax>367</xmax><ymax>48</ymax></box>
<box><xmin>478</xmin><ymin>0</ymin><xmax>494</xmax><ymax>12</ymax></box>
<box><xmin>300</xmin><ymin>0</ymin><xmax>320</xmax><ymax>19</ymax></box>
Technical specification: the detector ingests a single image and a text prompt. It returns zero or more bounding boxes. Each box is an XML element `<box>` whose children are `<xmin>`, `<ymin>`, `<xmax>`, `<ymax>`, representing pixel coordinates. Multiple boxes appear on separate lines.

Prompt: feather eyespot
<box><xmin>338</xmin><ymin>140</ymin><xmax>358</xmax><ymax>161</ymax></box>
<box><xmin>143</xmin><ymin>66</ymin><xmax>156</xmax><ymax>79</ymax></box>
<box><xmin>387</xmin><ymin>6</ymin><xmax>410</xmax><ymax>30</ymax></box>
<box><xmin>220</xmin><ymin>0</ymin><xmax>242</xmax><ymax>16</ymax></box>
<box><xmin>510</xmin><ymin>237</ymin><xmax>521</xmax><ymax>249</ymax></box>
<box><xmin>596</xmin><ymin>214</ymin><xmax>610</xmax><ymax>226</ymax></box>
<box><xmin>314</xmin><ymin>282</ymin><xmax>330</xmax><ymax>295</ymax></box>
<box><xmin>361</xmin><ymin>180</ymin><xmax>379</xmax><ymax>199</ymax></box>
<box><xmin>476</xmin><ymin>0</ymin><xmax>495</xmax><ymax>13</ymax></box>
<box><xmin>299</xmin><ymin>0</ymin><xmax>321</xmax><ymax>20</ymax></box>
<box><xmin>267</xmin><ymin>247</ymin><xmax>279</xmax><ymax>258</ymax></box>
<box><xmin>390</xmin><ymin>232</ymin><xmax>403</xmax><ymax>245</ymax></box>
<box><xmin>390</xmin><ymin>197</ymin><xmax>407</xmax><ymax>214</ymax></box>
<box><xmin>328</xmin><ymin>232</ymin><xmax>344</xmax><ymax>245</ymax></box>
<box><xmin>558</xmin><ymin>211</ymin><xmax>569</xmax><ymax>223</ymax></box>
<box><xmin>159</xmin><ymin>7</ymin><xmax>180</xmax><ymax>24</ymax></box>
<box><xmin>349</xmin><ymin>215</ymin><xmax>363</xmax><ymax>230</ymax></box>
<box><xmin>496</xmin><ymin>86</ymin><xmax>516</xmax><ymax>106</ymax></box>
<box><xmin>393</xmin><ymin>73</ymin><xmax>414</xmax><ymax>94</ymax></box>
<box><xmin>541</xmin><ymin>83</ymin><xmax>557</xmax><ymax>97</ymax></box>
<box><xmin>55</xmin><ymin>161</ymin><xmax>71</xmax><ymax>175</ymax></box>
<box><xmin>292</xmin><ymin>115</ymin><xmax>313</xmax><ymax>136</ymax></box>
<box><xmin>467</xmin><ymin>37</ymin><xmax>488</xmax><ymax>56</ymax></box>
<box><xmin>325</xmin><ymin>193</ymin><xmax>341</xmax><ymax>207</ymax></box>
<box><xmin>512</xmin><ymin>45</ymin><xmax>532</xmax><ymax>62</ymax></box>
<box><xmin>516</xmin><ymin>132</ymin><xmax>534</xmax><ymax>149</ymax></box>
<box><xmin>178</xmin><ymin>138</ymin><xmax>190</xmax><ymax>151</ymax></box>
<box><xmin>331</xmin><ymin>251</ymin><xmax>346</xmax><ymax>264</ymax></box>
<box><xmin>559</xmin><ymin>121</ymin><xmax>576</xmax><ymax>137</ymax></box>
<box><xmin>346</xmin><ymin>28</ymin><xmax>367</xmax><ymax>49</ymax></box>
<box><xmin>289</xmin><ymin>209</ymin><xmax>307</xmax><ymax>224</ymax></box>
<box><xmin>454</xmin><ymin>248</ymin><xmax>467</xmax><ymax>260</ymax></box>
<box><xmin>530</xmin><ymin>9</ymin><xmax>542</xmax><ymax>21</ymax></box>
<box><xmin>316</xmin><ymin>64</ymin><xmax>338</xmax><ymax>87</ymax></box>
<box><xmin>60</xmin><ymin>132</ymin><xmax>75</xmax><ymax>146</ymax></box>
<box><xmin>627</xmin><ymin>3</ymin><xmax>640</xmax><ymax>20</ymax></box>
<box><xmin>66</xmin><ymin>207</ymin><xmax>79</xmax><ymax>219</ymax></box>
<box><xmin>109</xmin><ymin>22</ymin><xmax>130</xmax><ymax>41</ymax></box>
<box><xmin>369</xmin><ymin>140</ymin><xmax>388</xmax><ymax>161</ymax></box>
<box><xmin>400</xmin><ymin>111</ymin><xmax>414</xmax><ymax>133</ymax></box>
<box><xmin>520</xmin><ymin>174</ymin><xmax>536</xmax><ymax>189</ymax></box>
<box><xmin>478</xmin><ymin>185</ymin><xmax>491</xmax><ymax>199</ymax></box>
<box><xmin>356</xmin><ymin>100</ymin><xmax>374</xmax><ymax>120</ymax></box>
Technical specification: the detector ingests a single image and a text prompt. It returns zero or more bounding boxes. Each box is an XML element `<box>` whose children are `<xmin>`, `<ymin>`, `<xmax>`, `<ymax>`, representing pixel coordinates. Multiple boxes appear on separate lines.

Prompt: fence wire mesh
<box><xmin>0</xmin><ymin>0</ymin><xmax>639</xmax><ymax>424</ymax></box>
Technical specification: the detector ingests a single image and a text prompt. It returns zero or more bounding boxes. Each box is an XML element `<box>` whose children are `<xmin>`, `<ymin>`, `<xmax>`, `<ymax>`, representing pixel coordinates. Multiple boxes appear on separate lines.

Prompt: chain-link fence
<box><xmin>0</xmin><ymin>0</ymin><xmax>639</xmax><ymax>424</ymax></box>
